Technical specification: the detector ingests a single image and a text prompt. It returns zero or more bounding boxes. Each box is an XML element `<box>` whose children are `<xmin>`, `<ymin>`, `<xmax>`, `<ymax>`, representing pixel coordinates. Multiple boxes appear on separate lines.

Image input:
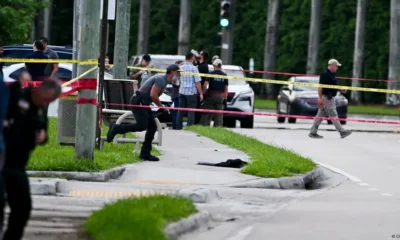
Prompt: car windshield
<box><xmin>221</xmin><ymin>69</ymin><xmax>247</xmax><ymax>85</ymax></box>
<box><xmin>293</xmin><ymin>79</ymin><xmax>319</xmax><ymax>91</ymax></box>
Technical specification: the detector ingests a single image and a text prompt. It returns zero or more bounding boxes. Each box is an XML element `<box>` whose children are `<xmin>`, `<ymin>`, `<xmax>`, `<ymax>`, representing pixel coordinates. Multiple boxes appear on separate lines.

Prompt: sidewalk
<box><xmin>115</xmin><ymin>129</ymin><xmax>259</xmax><ymax>186</ymax></box>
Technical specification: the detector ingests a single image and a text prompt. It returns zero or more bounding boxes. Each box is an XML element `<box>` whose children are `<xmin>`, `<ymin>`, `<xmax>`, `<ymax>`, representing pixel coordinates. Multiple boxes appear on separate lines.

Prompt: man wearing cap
<box><xmin>309</xmin><ymin>59</ymin><xmax>352</xmax><ymax>139</ymax></box>
<box><xmin>106</xmin><ymin>64</ymin><xmax>182</xmax><ymax>162</ymax></box>
<box><xmin>130</xmin><ymin>54</ymin><xmax>152</xmax><ymax>86</ymax></box>
<box><xmin>200</xmin><ymin>58</ymin><xmax>228</xmax><ymax>127</ymax></box>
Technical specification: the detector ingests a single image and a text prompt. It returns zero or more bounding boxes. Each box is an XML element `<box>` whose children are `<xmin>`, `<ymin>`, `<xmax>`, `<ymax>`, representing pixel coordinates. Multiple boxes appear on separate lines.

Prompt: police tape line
<box><xmin>3</xmin><ymin>57</ymin><xmax>399</xmax><ymax>94</ymax></box>
<box><xmin>101</xmin><ymin>102</ymin><xmax>400</xmax><ymax>126</ymax></box>
<box><xmin>61</xmin><ymin>66</ymin><xmax>98</xmax><ymax>87</ymax></box>
<box><xmin>151</xmin><ymin>62</ymin><xmax>397</xmax><ymax>83</ymax></box>
<box><xmin>127</xmin><ymin>66</ymin><xmax>400</xmax><ymax>95</ymax></box>
<box><xmin>0</xmin><ymin>58</ymin><xmax>98</xmax><ymax>65</ymax></box>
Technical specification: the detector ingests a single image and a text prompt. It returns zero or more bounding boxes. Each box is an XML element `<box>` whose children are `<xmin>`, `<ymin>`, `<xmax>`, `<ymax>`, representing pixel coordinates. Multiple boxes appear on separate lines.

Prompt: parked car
<box><xmin>2</xmin><ymin>63</ymin><xmax>78</xmax><ymax>82</ymax></box>
<box><xmin>276</xmin><ymin>76</ymin><xmax>348</xmax><ymax>124</ymax></box>
<box><xmin>2</xmin><ymin>44</ymin><xmax>73</xmax><ymax>67</ymax></box>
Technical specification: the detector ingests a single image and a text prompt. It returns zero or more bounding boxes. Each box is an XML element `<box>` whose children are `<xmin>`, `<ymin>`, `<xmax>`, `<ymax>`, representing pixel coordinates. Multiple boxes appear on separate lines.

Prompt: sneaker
<box><xmin>106</xmin><ymin>123</ymin><xmax>117</xmax><ymax>143</ymax></box>
<box><xmin>309</xmin><ymin>133</ymin><xmax>323</xmax><ymax>139</ymax></box>
<box><xmin>340</xmin><ymin>130</ymin><xmax>352</xmax><ymax>139</ymax></box>
<box><xmin>139</xmin><ymin>155</ymin><xmax>160</xmax><ymax>162</ymax></box>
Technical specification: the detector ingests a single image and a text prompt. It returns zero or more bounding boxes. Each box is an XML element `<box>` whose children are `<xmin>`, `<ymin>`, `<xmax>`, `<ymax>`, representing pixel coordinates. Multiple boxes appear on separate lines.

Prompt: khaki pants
<box><xmin>200</xmin><ymin>92</ymin><xmax>224</xmax><ymax>127</ymax></box>
<box><xmin>310</xmin><ymin>96</ymin><xmax>345</xmax><ymax>134</ymax></box>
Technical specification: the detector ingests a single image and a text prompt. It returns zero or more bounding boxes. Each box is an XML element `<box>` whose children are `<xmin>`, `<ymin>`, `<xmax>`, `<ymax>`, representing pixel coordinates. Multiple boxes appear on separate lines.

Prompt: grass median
<box><xmin>186</xmin><ymin>126</ymin><xmax>315</xmax><ymax>178</ymax></box>
<box><xmin>84</xmin><ymin>195</ymin><xmax>198</xmax><ymax>240</ymax></box>
<box><xmin>254</xmin><ymin>97</ymin><xmax>400</xmax><ymax>116</ymax></box>
<box><xmin>27</xmin><ymin>118</ymin><xmax>160</xmax><ymax>172</ymax></box>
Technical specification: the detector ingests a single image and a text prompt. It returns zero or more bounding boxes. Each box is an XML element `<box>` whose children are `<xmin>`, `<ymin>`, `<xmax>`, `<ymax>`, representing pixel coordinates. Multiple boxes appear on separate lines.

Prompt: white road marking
<box><xmin>358</xmin><ymin>182</ymin><xmax>369</xmax><ymax>186</ymax></box>
<box><xmin>226</xmin><ymin>226</ymin><xmax>254</xmax><ymax>240</ymax></box>
<box><xmin>380</xmin><ymin>193</ymin><xmax>393</xmax><ymax>197</ymax></box>
<box><xmin>368</xmin><ymin>188</ymin><xmax>378</xmax><ymax>191</ymax></box>
<box><xmin>315</xmin><ymin>161</ymin><xmax>362</xmax><ymax>183</ymax></box>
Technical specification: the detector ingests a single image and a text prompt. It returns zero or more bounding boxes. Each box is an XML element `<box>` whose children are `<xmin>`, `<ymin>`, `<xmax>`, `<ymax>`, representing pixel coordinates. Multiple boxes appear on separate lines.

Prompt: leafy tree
<box><xmin>0</xmin><ymin>0</ymin><xmax>48</xmax><ymax>44</ymax></box>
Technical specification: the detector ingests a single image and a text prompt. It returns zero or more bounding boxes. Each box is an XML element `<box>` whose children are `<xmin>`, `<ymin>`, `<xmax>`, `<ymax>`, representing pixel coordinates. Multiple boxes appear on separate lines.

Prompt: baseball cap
<box><xmin>166</xmin><ymin>64</ymin><xmax>182</xmax><ymax>73</ymax></box>
<box><xmin>213</xmin><ymin>59</ymin><xmax>222</xmax><ymax>66</ymax></box>
<box><xmin>142</xmin><ymin>54</ymin><xmax>151</xmax><ymax>62</ymax></box>
<box><xmin>328</xmin><ymin>59</ymin><xmax>341</xmax><ymax>66</ymax></box>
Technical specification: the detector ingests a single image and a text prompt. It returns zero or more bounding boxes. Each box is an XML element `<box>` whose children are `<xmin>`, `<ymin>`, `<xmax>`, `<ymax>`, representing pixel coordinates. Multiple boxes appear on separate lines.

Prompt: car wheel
<box><xmin>288</xmin><ymin>118</ymin><xmax>297</xmax><ymax>124</ymax></box>
<box><xmin>276</xmin><ymin>104</ymin><xmax>286</xmax><ymax>123</ymax></box>
<box><xmin>223</xmin><ymin>119</ymin><xmax>236</xmax><ymax>128</ymax></box>
<box><xmin>240</xmin><ymin>116</ymin><xmax>254</xmax><ymax>129</ymax></box>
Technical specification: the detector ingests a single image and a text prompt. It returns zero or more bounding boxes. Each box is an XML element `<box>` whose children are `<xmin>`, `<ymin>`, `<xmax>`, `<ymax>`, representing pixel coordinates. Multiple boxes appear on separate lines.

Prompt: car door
<box><xmin>277</xmin><ymin>78</ymin><xmax>294</xmax><ymax>113</ymax></box>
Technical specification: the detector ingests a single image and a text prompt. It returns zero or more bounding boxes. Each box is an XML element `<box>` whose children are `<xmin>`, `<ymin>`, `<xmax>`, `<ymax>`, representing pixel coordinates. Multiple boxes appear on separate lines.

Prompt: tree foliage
<box><xmin>0</xmin><ymin>0</ymin><xmax>48</xmax><ymax>44</ymax></box>
<box><xmin>48</xmin><ymin>0</ymin><xmax>391</xmax><ymax>103</ymax></box>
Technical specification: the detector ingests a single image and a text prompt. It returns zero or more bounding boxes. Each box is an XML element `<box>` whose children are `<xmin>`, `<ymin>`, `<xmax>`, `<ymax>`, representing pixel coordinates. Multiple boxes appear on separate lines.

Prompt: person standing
<box><xmin>309</xmin><ymin>59</ymin><xmax>352</xmax><ymax>139</ymax></box>
<box><xmin>0</xmin><ymin>41</ymin><xmax>8</xmax><ymax>174</ymax></box>
<box><xmin>25</xmin><ymin>40</ymin><xmax>48</xmax><ymax>81</ymax></box>
<box><xmin>106</xmin><ymin>64</ymin><xmax>182</xmax><ymax>161</ymax></box>
<box><xmin>0</xmin><ymin>78</ymin><xmax>61</xmax><ymax>240</ymax></box>
<box><xmin>40</xmin><ymin>37</ymin><xmax>59</xmax><ymax>78</ymax></box>
<box><xmin>176</xmin><ymin>53</ymin><xmax>203</xmax><ymax>129</ymax></box>
<box><xmin>130</xmin><ymin>54</ymin><xmax>152</xmax><ymax>86</ymax></box>
<box><xmin>194</xmin><ymin>50</ymin><xmax>210</xmax><ymax>124</ymax></box>
<box><xmin>200</xmin><ymin>58</ymin><xmax>228</xmax><ymax>127</ymax></box>
<box><xmin>171</xmin><ymin>60</ymin><xmax>184</xmax><ymax>130</ymax></box>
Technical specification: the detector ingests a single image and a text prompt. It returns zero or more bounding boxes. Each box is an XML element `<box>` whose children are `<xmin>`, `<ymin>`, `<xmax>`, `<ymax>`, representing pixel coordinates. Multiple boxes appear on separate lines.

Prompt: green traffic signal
<box><xmin>220</xmin><ymin>18</ymin><xmax>229</xmax><ymax>27</ymax></box>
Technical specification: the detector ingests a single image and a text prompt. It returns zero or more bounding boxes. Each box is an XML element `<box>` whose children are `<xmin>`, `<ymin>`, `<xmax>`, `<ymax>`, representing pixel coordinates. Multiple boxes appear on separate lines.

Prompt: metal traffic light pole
<box><xmin>220</xmin><ymin>0</ymin><xmax>236</xmax><ymax>65</ymax></box>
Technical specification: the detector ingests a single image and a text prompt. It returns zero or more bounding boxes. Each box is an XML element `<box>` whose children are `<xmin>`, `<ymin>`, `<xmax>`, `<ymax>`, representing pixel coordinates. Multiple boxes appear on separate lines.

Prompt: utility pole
<box><xmin>137</xmin><ymin>0</ymin><xmax>150</xmax><ymax>55</ymax></box>
<box><xmin>351</xmin><ymin>0</ymin><xmax>367</xmax><ymax>104</ymax></box>
<box><xmin>220</xmin><ymin>0</ymin><xmax>236</xmax><ymax>65</ymax></box>
<box><xmin>72</xmin><ymin>0</ymin><xmax>82</xmax><ymax>79</ymax></box>
<box><xmin>262</xmin><ymin>0</ymin><xmax>280</xmax><ymax>98</ymax></box>
<box><xmin>113</xmin><ymin>0</ymin><xmax>131</xmax><ymax>79</ymax></box>
<box><xmin>386</xmin><ymin>0</ymin><xmax>400</xmax><ymax>106</ymax></box>
<box><xmin>75</xmin><ymin>0</ymin><xmax>101</xmax><ymax>159</ymax></box>
<box><xmin>178</xmin><ymin>0</ymin><xmax>191</xmax><ymax>55</ymax></box>
<box><xmin>306</xmin><ymin>0</ymin><xmax>322</xmax><ymax>75</ymax></box>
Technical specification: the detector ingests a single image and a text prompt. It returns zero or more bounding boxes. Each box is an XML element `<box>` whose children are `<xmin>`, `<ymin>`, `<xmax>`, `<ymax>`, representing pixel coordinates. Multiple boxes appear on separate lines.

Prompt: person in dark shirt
<box><xmin>0</xmin><ymin>42</ymin><xmax>8</xmax><ymax>171</ymax></box>
<box><xmin>0</xmin><ymin>78</ymin><xmax>61</xmax><ymax>240</ymax></box>
<box><xmin>25</xmin><ymin>40</ymin><xmax>49</xmax><ymax>81</ymax></box>
<box><xmin>195</xmin><ymin>50</ymin><xmax>210</xmax><ymax>124</ymax></box>
<box><xmin>200</xmin><ymin>58</ymin><xmax>228</xmax><ymax>127</ymax></box>
<box><xmin>309</xmin><ymin>59</ymin><xmax>352</xmax><ymax>139</ymax></box>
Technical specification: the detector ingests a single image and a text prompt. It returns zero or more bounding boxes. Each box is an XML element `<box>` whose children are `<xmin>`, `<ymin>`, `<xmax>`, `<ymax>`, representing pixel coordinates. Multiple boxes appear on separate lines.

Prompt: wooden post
<box><xmin>178</xmin><ymin>0</ymin><xmax>191</xmax><ymax>55</ymax></box>
<box><xmin>137</xmin><ymin>0</ymin><xmax>150</xmax><ymax>55</ymax></box>
<box><xmin>75</xmin><ymin>0</ymin><xmax>101</xmax><ymax>160</ymax></box>
<box><xmin>351</xmin><ymin>0</ymin><xmax>367</xmax><ymax>104</ymax></box>
<box><xmin>306</xmin><ymin>0</ymin><xmax>322</xmax><ymax>75</ymax></box>
<box><xmin>113</xmin><ymin>0</ymin><xmax>131</xmax><ymax>79</ymax></box>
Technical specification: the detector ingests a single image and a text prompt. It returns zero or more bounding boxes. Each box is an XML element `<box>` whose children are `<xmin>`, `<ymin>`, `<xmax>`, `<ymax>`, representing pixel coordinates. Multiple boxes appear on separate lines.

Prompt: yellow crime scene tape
<box><xmin>1</xmin><ymin>57</ymin><xmax>398</xmax><ymax>94</ymax></box>
<box><xmin>0</xmin><ymin>58</ymin><xmax>98</xmax><ymax>65</ymax></box>
<box><xmin>128</xmin><ymin>66</ymin><xmax>400</xmax><ymax>95</ymax></box>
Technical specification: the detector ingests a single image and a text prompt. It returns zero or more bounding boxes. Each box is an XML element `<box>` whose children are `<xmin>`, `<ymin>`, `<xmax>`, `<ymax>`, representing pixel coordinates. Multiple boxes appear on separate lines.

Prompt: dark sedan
<box><xmin>276</xmin><ymin>76</ymin><xmax>348</xmax><ymax>124</ymax></box>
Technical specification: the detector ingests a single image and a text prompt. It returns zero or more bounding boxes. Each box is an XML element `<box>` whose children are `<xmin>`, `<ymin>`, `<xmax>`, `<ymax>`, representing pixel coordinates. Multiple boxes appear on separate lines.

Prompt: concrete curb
<box><xmin>254</xmin><ymin>126</ymin><xmax>399</xmax><ymax>134</ymax></box>
<box><xmin>29</xmin><ymin>178</ymin><xmax>67</xmax><ymax>196</ymax></box>
<box><xmin>176</xmin><ymin>188</ymin><xmax>220</xmax><ymax>203</ymax></box>
<box><xmin>27</xmin><ymin>166</ymin><xmax>126</xmax><ymax>182</ymax></box>
<box><xmin>164</xmin><ymin>211</ymin><xmax>213</xmax><ymax>239</ymax></box>
<box><xmin>226</xmin><ymin>167</ymin><xmax>325</xmax><ymax>189</ymax></box>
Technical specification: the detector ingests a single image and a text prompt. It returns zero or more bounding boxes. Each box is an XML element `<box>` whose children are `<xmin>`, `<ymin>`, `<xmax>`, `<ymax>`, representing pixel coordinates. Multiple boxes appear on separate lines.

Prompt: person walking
<box><xmin>40</xmin><ymin>37</ymin><xmax>59</xmax><ymax>78</ymax></box>
<box><xmin>309</xmin><ymin>59</ymin><xmax>352</xmax><ymax>139</ymax></box>
<box><xmin>0</xmin><ymin>78</ymin><xmax>61</xmax><ymax>240</ymax></box>
<box><xmin>176</xmin><ymin>53</ymin><xmax>203</xmax><ymax>129</ymax></box>
<box><xmin>106</xmin><ymin>64</ymin><xmax>182</xmax><ymax>161</ymax></box>
<box><xmin>171</xmin><ymin>60</ymin><xmax>184</xmax><ymax>130</ymax></box>
<box><xmin>200</xmin><ymin>58</ymin><xmax>228</xmax><ymax>127</ymax></box>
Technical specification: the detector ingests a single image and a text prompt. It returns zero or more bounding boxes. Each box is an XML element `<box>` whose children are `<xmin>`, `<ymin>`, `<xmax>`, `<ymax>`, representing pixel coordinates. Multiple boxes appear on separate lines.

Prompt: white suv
<box><xmin>208</xmin><ymin>65</ymin><xmax>254</xmax><ymax>128</ymax></box>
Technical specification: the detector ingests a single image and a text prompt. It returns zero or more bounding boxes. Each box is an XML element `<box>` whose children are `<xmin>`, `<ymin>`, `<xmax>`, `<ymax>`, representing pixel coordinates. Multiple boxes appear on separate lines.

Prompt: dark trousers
<box><xmin>114</xmin><ymin>95</ymin><xmax>157</xmax><ymax>156</ymax></box>
<box><xmin>200</xmin><ymin>92</ymin><xmax>224</xmax><ymax>127</ymax></box>
<box><xmin>171</xmin><ymin>97</ymin><xmax>180</xmax><ymax>130</ymax></box>
<box><xmin>0</xmin><ymin>167</ymin><xmax>32</xmax><ymax>240</ymax></box>
<box><xmin>176</xmin><ymin>94</ymin><xmax>198</xmax><ymax>129</ymax></box>
<box><xmin>194</xmin><ymin>95</ymin><xmax>202</xmax><ymax>125</ymax></box>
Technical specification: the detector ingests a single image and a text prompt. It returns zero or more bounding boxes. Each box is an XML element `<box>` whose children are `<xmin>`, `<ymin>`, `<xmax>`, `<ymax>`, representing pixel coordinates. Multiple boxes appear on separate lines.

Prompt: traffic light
<box><xmin>220</xmin><ymin>0</ymin><xmax>231</xmax><ymax>28</ymax></box>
